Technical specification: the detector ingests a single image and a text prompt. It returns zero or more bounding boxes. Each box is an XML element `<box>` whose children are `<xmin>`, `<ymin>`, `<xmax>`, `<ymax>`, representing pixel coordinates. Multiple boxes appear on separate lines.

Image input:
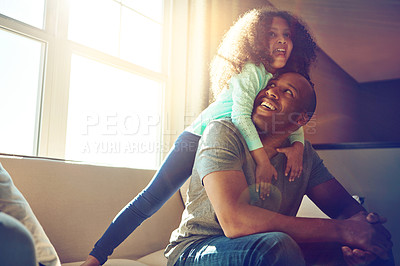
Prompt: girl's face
<box><xmin>267</xmin><ymin>16</ymin><xmax>293</xmax><ymax>72</ymax></box>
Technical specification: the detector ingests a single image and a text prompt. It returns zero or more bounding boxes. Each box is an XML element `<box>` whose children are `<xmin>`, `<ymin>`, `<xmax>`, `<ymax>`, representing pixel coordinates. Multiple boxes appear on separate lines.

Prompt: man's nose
<box><xmin>266</xmin><ymin>88</ymin><xmax>279</xmax><ymax>99</ymax></box>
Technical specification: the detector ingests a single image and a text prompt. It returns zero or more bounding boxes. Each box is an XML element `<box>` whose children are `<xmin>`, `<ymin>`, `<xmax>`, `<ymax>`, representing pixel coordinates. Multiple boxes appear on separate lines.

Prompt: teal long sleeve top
<box><xmin>186</xmin><ymin>63</ymin><xmax>304</xmax><ymax>151</ymax></box>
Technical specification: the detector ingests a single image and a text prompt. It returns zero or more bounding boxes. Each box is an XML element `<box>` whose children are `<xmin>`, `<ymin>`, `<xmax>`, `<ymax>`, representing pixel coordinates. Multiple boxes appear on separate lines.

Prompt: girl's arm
<box><xmin>277</xmin><ymin>127</ymin><xmax>305</xmax><ymax>181</ymax></box>
<box><xmin>229</xmin><ymin>63</ymin><xmax>274</xmax><ymax>198</ymax></box>
<box><xmin>288</xmin><ymin>127</ymin><xmax>304</xmax><ymax>145</ymax></box>
<box><xmin>230</xmin><ymin>63</ymin><xmax>272</xmax><ymax>151</ymax></box>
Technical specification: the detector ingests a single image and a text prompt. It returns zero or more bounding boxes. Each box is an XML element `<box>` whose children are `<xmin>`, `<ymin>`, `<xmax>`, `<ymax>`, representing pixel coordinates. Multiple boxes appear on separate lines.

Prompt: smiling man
<box><xmin>165</xmin><ymin>72</ymin><xmax>393</xmax><ymax>266</ymax></box>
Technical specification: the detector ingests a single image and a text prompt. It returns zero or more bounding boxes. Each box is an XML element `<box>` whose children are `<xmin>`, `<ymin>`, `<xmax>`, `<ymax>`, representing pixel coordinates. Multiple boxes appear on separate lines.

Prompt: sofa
<box><xmin>0</xmin><ymin>154</ymin><xmax>185</xmax><ymax>265</ymax></box>
<box><xmin>0</xmin><ymin>153</ymin><xmax>330</xmax><ymax>265</ymax></box>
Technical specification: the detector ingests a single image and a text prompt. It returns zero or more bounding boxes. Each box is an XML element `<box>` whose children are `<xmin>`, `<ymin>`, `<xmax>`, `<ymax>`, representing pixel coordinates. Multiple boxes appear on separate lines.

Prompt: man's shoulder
<box><xmin>205</xmin><ymin>118</ymin><xmax>242</xmax><ymax>139</ymax></box>
<box><xmin>302</xmin><ymin>140</ymin><xmax>320</xmax><ymax>165</ymax></box>
<box><xmin>303</xmin><ymin>140</ymin><xmax>313</xmax><ymax>152</ymax></box>
<box><xmin>208</xmin><ymin>117</ymin><xmax>235</xmax><ymax>128</ymax></box>
<box><xmin>201</xmin><ymin>118</ymin><xmax>245</xmax><ymax>152</ymax></box>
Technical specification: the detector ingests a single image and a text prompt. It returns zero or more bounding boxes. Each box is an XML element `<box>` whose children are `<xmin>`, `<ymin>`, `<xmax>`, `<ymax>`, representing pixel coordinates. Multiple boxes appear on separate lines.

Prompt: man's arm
<box><xmin>307</xmin><ymin>178</ymin><xmax>365</xmax><ymax>219</ymax></box>
<box><xmin>203</xmin><ymin>170</ymin><xmax>392</xmax><ymax>259</ymax></box>
<box><xmin>308</xmin><ymin>178</ymin><xmax>392</xmax><ymax>243</ymax></box>
<box><xmin>307</xmin><ymin>178</ymin><xmax>392</xmax><ymax>262</ymax></box>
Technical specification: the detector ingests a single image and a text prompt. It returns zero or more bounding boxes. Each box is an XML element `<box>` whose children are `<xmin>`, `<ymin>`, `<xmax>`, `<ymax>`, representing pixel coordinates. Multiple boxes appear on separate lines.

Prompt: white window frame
<box><xmin>0</xmin><ymin>0</ymin><xmax>189</xmax><ymax>167</ymax></box>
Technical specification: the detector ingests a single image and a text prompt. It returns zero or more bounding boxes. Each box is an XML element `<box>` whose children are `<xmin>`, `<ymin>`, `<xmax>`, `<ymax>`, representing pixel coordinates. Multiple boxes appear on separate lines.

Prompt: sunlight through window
<box><xmin>0</xmin><ymin>29</ymin><xmax>44</xmax><ymax>155</ymax></box>
<box><xmin>66</xmin><ymin>54</ymin><xmax>163</xmax><ymax>169</ymax></box>
<box><xmin>0</xmin><ymin>0</ymin><xmax>45</xmax><ymax>29</ymax></box>
<box><xmin>68</xmin><ymin>0</ymin><xmax>164</xmax><ymax>72</ymax></box>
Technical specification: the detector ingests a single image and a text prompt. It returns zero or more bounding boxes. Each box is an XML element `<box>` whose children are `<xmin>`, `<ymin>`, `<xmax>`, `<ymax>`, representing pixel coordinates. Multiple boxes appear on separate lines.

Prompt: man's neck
<box><xmin>260</xmin><ymin>131</ymin><xmax>292</xmax><ymax>159</ymax></box>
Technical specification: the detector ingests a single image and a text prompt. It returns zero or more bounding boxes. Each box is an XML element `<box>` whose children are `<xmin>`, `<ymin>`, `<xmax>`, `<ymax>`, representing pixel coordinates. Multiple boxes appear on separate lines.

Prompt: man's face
<box><xmin>252</xmin><ymin>72</ymin><xmax>312</xmax><ymax>134</ymax></box>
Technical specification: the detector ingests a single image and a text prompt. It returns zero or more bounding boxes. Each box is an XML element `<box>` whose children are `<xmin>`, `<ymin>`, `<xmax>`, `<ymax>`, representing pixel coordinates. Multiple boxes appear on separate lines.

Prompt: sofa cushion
<box><xmin>0</xmin><ymin>155</ymin><xmax>184</xmax><ymax>264</ymax></box>
<box><xmin>61</xmin><ymin>250</ymin><xmax>168</xmax><ymax>266</ymax></box>
<box><xmin>137</xmin><ymin>249</ymin><xmax>167</xmax><ymax>265</ymax></box>
<box><xmin>63</xmin><ymin>259</ymin><xmax>147</xmax><ymax>266</ymax></box>
<box><xmin>0</xmin><ymin>162</ymin><xmax>61</xmax><ymax>266</ymax></box>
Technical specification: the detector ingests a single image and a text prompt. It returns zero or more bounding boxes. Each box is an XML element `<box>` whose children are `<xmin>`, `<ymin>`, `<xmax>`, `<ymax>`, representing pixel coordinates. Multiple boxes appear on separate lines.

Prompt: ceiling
<box><xmin>268</xmin><ymin>0</ymin><xmax>400</xmax><ymax>83</ymax></box>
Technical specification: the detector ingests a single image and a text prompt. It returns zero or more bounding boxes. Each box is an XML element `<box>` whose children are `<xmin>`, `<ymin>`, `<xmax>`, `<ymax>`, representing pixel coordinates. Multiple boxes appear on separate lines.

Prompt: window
<box><xmin>0</xmin><ymin>0</ymin><xmax>188</xmax><ymax>169</ymax></box>
<box><xmin>0</xmin><ymin>28</ymin><xmax>45</xmax><ymax>156</ymax></box>
<box><xmin>66</xmin><ymin>54</ymin><xmax>163</xmax><ymax>169</ymax></box>
<box><xmin>0</xmin><ymin>0</ymin><xmax>46</xmax><ymax>29</ymax></box>
<box><xmin>65</xmin><ymin>0</ymin><xmax>166</xmax><ymax>168</ymax></box>
<box><xmin>68</xmin><ymin>0</ymin><xmax>164</xmax><ymax>72</ymax></box>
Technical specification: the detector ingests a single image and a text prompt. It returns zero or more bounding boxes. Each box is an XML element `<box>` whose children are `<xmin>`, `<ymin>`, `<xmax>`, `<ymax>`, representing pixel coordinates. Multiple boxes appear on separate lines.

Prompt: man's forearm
<box><xmin>307</xmin><ymin>179</ymin><xmax>366</xmax><ymax>220</ymax></box>
<box><xmin>203</xmin><ymin>170</ymin><xmax>389</xmax><ymax>255</ymax></box>
<box><xmin>204</xmin><ymin>170</ymin><xmax>344</xmax><ymax>242</ymax></box>
<box><xmin>225</xmin><ymin>201</ymin><xmax>345</xmax><ymax>244</ymax></box>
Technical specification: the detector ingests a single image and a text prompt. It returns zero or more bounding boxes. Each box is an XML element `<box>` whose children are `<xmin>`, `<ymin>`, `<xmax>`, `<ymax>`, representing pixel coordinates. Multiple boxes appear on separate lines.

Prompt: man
<box><xmin>165</xmin><ymin>72</ymin><xmax>393</xmax><ymax>265</ymax></box>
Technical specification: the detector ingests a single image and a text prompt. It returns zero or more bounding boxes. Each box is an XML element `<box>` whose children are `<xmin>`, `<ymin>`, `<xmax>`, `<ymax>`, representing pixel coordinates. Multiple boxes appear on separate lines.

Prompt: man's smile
<box><xmin>259</xmin><ymin>97</ymin><xmax>280</xmax><ymax>112</ymax></box>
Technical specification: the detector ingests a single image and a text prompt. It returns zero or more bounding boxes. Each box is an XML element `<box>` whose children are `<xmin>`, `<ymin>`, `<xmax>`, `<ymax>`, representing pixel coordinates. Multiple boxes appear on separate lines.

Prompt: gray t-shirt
<box><xmin>165</xmin><ymin>119</ymin><xmax>334</xmax><ymax>265</ymax></box>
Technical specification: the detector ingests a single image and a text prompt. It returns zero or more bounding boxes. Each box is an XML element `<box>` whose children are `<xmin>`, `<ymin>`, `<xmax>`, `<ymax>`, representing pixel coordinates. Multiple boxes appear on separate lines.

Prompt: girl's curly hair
<box><xmin>210</xmin><ymin>7</ymin><xmax>317</xmax><ymax>99</ymax></box>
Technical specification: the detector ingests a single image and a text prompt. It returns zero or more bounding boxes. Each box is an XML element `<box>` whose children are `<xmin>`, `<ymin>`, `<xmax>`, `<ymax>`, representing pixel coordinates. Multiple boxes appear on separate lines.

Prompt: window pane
<box><xmin>0</xmin><ymin>29</ymin><xmax>44</xmax><ymax>155</ymax></box>
<box><xmin>66</xmin><ymin>54</ymin><xmax>163</xmax><ymax>169</ymax></box>
<box><xmin>68</xmin><ymin>0</ymin><xmax>164</xmax><ymax>72</ymax></box>
<box><xmin>122</xmin><ymin>0</ymin><xmax>164</xmax><ymax>23</ymax></box>
<box><xmin>0</xmin><ymin>0</ymin><xmax>45</xmax><ymax>29</ymax></box>
<box><xmin>68</xmin><ymin>0</ymin><xmax>120</xmax><ymax>56</ymax></box>
<box><xmin>120</xmin><ymin>6</ymin><xmax>163</xmax><ymax>72</ymax></box>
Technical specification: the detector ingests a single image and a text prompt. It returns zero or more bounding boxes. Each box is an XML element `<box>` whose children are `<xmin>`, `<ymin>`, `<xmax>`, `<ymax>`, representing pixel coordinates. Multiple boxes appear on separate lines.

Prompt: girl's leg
<box><xmin>90</xmin><ymin>131</ymin><xmax>201</xmax><ymax>264</ymax></box>
<box><xmin>127</xmin><ymin>131</ymin><xmax>201</xmax><ymax>218</ymax></box>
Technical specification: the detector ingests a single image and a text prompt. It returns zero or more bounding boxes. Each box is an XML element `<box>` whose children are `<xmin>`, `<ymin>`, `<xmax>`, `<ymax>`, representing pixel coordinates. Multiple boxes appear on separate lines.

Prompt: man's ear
<box><xmin>296</xmin><ymin>112</ymin><xmax>309</xmax><ymax>126</ymax></box>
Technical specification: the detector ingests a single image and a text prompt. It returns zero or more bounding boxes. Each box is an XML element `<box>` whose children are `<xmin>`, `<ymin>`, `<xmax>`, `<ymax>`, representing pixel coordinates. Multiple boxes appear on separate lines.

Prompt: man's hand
<box><xmin>342</xmin><ymin>211</ymin><xmax>391</xmax><ymax>265</ymax></box>
<box><xmin>342</xmin><ymin>246</ymin><xmax>376</xmax><ymax>266</ymax></box>
<box><xmin>80</xmin><ymin>255</ymin><xmax>100</xmax><ymax>266</ymax></box>
<box><xmin>276</xmin><ymin>141</ymin><xmax>304</xmax><ymax>182</ymax></box>
<box><xmin>341</xmin><ymin>211</ymin><xmax>392</xmax><ymax>261</ymax></box>
<box><xmin>366</xmin><ymin>212</ymin><xmax>387</xmax><ymax>224</ymax></box>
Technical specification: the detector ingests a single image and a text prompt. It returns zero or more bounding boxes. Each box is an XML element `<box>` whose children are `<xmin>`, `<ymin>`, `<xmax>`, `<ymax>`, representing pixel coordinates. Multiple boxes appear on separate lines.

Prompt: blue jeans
<box><xmin>90</xmin><ymin>131</ymin><xmax>201</xmax><ymax>264</ymax></box>
<box><xmin>131</xmin><ymin>131</ymin><xmax>201</xmax><ymax>216</ymax></box>
<box><xmin>175</xmin><ymin>232</ymin><xmax>305</xmax><ymax>266</ymax></box>
<box><xmin>0</xmin><ymin>212</ymin><xmax>37</xmax><ymax>266</ymax></box>
<box><xmin>175</xmin><ymin>234</ymin><xmax>395</xmax><ymax>266</ymax></box>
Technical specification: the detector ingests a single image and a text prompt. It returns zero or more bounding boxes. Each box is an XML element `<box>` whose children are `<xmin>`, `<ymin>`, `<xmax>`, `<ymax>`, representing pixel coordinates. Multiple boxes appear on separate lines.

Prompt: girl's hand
<box><xmin>255</xmin><ymin>161</ymin><xmax>278</xmax><ymax>200</ymax></box>
<box><xmin>276</xmin><ymin>142</ymin><xmax>304</xmax><ymax>182</ymax></box>
<box><xmin>250</xmin><ymin>148</ymin><xmax>277</xmax><ymax>200</ymax></box>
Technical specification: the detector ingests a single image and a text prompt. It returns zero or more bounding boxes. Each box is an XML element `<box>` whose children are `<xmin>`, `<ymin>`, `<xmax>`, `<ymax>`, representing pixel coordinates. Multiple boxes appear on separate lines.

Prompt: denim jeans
<box><xmin>90</xmin><ymin>131</ymin><xmax>201</xmax><ymax>264</ymax></box>
<box><xmin>175</xmin><ymin>232</ymin><xmax>305</xmax><ymax>266</ymax></box>
<box><xmin>130</xmin><ymin>131</ymin><xmax>201</xmax><ymax>217</ymax></box>
<box><xmin>175</xmin><ymin>233</ymin><xmax>395</xmax><ymax>266</ymax></box>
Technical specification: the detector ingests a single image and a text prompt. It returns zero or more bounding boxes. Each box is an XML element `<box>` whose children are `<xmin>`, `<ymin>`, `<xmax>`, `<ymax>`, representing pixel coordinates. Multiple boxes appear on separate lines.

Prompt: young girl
<box><xmin>82</xmin><ymin>7</ymin><xmax>316</xmax><ymax>266</ymax></box>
